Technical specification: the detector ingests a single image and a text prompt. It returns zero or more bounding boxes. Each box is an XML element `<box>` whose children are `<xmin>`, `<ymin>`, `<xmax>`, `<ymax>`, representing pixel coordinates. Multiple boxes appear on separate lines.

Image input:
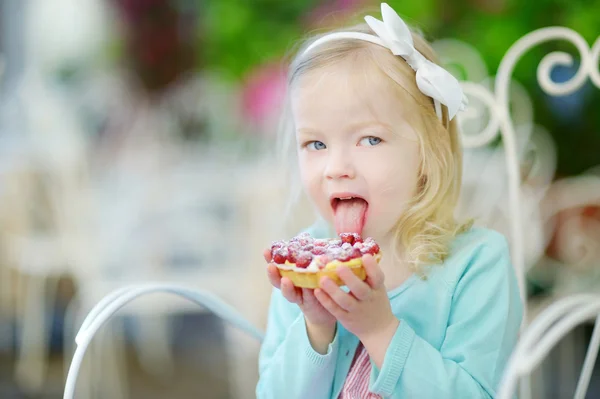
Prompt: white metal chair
<box><xmin>498</xmin><ymin>294</ymin><xmax>600</xmax><ymax>399</ymax></box>
<box><xmin>456</xmin><ymin>25</ymin><xmax>599</xmax><ymax>399</ymax></box>
<box><xmin>63</xmin><ymin>283</ymin><xmax>265</xmax><ymax>399</ymax></box>
<box><xmin>60</xmin><ymin>153</ymin><xmax>251</xmax><ymax>398</ymax></box>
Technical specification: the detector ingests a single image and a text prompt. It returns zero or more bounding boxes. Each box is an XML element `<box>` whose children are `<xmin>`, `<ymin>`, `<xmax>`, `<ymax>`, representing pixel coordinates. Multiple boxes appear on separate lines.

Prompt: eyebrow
<box><xmin>296</xmin><ymin>121</ymin><xmax>394</xmax><ymax>135</ymax></box>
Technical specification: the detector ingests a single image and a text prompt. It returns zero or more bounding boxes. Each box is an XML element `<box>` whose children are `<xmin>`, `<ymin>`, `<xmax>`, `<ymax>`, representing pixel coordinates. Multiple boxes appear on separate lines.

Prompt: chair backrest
<box><xmin>443</xmin><ymin>27</ymin><xmax>600</xmax><ymax>325</ymax></box>
<box><xmin>63</xmin><ymin>283</ymin><xmax>265</xmax><ymax>399</ymax></box>
<box><xmin>447</xmin><ymin>26</ymin><xmax>599</xmax><ymax>399</ymax></box>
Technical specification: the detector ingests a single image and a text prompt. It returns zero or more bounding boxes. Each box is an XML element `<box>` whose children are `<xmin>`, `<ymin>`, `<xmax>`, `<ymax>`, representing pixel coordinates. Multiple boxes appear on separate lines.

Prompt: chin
<box><xmin>361</xmin><ymin>225</ymin><xmax>380</xmax><ymax>240</ymax></box>
<box><xmin>363</xmin><ymin>223</ymin><xmax>394</xmax><ymax>243</ymax></box>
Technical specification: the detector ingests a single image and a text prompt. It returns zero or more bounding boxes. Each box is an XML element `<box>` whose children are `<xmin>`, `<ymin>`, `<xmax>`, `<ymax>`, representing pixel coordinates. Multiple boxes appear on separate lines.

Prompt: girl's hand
<box><xmin>264</xmin><ymin>249</ymin><xmax>336</xmax><ymax>328</ymax></box>
<box><xmin>314</xmin><ymin>254</ymin><xmax>398</xmax><ymax>342</ymax></box>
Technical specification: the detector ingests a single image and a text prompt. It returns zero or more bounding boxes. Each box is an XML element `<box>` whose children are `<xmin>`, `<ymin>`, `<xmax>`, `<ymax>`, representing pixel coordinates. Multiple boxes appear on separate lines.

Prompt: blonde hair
<box><xmin>277</xmin><ymin>22</ymin><xmax>472</xmax><ymax>274</ymax></box>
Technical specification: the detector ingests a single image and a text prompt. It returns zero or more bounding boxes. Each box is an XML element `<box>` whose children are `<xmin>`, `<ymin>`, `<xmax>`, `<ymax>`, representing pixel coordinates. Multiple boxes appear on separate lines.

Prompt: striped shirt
<box><xmin>338</xmin><ymin>343</ymin><xmax>381</xmax><ymax>399</ymax></box>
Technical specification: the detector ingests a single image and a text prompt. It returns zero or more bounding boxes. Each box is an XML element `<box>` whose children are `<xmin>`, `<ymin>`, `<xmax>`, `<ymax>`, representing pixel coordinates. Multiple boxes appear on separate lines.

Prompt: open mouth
<box><xmin>331</xmin><ymin>195</ymin><xmax>369</xmax><ymax>235</ymax></box>
<box><xmin>331</xmin><ymin>195</ymin><xmax>366</xmax><ymax>209</ymax></box>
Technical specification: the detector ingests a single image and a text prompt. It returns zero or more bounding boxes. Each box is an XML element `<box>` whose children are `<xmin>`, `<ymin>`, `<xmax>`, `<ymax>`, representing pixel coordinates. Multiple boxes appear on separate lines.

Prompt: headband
<box><xmin>302</xmin><ymin>3</ymin><xmax>468</xmax><ymax>121</ymax></box>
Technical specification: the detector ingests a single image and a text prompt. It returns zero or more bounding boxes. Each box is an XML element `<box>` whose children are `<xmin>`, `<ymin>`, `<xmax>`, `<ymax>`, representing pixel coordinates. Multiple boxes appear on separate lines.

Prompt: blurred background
<box><xmin>0</xmin><ymin>0</ymin><xmax>599</xmax><ymax>398</ymax></box>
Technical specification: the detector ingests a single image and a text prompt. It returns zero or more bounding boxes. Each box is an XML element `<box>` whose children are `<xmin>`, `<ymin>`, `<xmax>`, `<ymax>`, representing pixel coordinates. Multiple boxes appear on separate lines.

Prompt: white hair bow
<box><xmin>303</xmin><ymin>3</ymin><xmax>468</xmax><ymax>121</ymax></box>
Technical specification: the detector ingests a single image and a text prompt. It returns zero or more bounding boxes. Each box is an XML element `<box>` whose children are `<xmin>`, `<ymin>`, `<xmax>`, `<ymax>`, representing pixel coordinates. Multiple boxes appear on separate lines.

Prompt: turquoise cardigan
<box><xmin>256</xmin><ymin>222</ymin><xmax>523</xmax><ymax>398</ymax></box>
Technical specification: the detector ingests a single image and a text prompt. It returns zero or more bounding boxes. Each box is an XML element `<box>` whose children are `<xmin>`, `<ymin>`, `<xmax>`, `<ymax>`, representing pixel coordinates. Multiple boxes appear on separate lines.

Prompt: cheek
<box><xmin>298</xmin><ymin>155</ymin><xmax>333</xmax><ymax>218</ymax></box>
<box><xmin>298</xmin><ymin>154</ymin><xmax>313</xmax><ymax>183</ymax></box>
<box><xmin>298</xmin><ymin>155</ymin><xmax>323</xmax><ymax>198</ymax></box>
<box><xmin>367</xmin><ymin>149</ymin><xmax>421</xmax><ymax>203</ymax></box>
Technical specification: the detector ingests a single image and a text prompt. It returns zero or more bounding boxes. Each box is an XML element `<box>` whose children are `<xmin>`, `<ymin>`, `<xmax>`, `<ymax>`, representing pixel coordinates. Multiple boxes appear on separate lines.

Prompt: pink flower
<box><xmin>240</xmin><ymin>63</ymin><xmax>286</xmax><ymax>134</ymax></box>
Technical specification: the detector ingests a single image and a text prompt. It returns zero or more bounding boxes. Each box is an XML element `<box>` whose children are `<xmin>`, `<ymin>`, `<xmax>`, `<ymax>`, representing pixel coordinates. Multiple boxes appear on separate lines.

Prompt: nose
<box><xmin>324</xmin><ymin>149</ymin><xmax>356</xmax><ymax>180</ymax></box>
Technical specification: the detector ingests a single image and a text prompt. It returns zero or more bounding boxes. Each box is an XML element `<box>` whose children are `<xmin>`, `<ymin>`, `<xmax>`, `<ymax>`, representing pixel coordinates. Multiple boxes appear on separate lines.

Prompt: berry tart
<box><xmin>270</xmin><ymin>232</ymin><xmax>381</xmax><ymax>288</ymax></box>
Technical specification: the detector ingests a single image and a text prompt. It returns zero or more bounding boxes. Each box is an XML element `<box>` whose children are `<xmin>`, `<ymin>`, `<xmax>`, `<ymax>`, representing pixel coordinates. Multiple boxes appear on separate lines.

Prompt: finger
<box><xmin>302</xmin><ymin>288</ymin><xmax>319</xmax><ymax>306</ymax></box>
<box><xmin>363</xmin><ymin>254</ymin><xmax>385</xmax><ymax>289</ymax></box>
<box><xmin>263</xmin><ymin>248</ymin><xmax>273</xmax><ymax>262</ymax></box>
<box><xmin>319</xmin><ymin>277</ymin><xmax>357</xmax><ymax>312</ymax></box>
<box><xmin>314</xmin><ymin>288</ymin><xmax>346</xmax><ymax>319</ymax></box>
<box><xmin>337</xmin><ymin>267</ymin><xmax>371</xmax><ymax>301</ymax></box>
<box><xmin>266</xmin><ymin>264</ymin><xmax>281</xmax><ymax>289</ymax></box>
<box><xmin>281</xmin><ymin>278</ymin><xmax>302</xmax><ymax>304</ymax></box>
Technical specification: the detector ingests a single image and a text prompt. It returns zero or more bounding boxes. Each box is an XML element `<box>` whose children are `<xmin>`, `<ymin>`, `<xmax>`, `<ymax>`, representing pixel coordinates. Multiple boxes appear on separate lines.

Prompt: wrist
<box><xmin>361</xmin><ymin>317</ymin><xmax>399</xmax><ymax>354</ymax></box>
<box><xmin>305</xmin><ymin>317</ymin><xmax>336</xmax><ymax>331</ymax></box>
<box><xmin>305</xmin><ymin>318</ymin><xmax>336</xmax><ymax>354</ymax></box>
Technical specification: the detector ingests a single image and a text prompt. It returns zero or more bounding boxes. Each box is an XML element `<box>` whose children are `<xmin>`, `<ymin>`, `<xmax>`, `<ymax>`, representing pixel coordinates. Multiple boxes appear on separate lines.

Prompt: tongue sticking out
<box><xmin>334</xmin><ymin>198</ymin><xmax>368</xmax><ymax>236</ymax></box>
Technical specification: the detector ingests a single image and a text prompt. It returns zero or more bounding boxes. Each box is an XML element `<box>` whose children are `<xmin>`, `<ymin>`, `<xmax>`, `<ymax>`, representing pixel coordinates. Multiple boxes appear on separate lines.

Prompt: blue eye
<box><xmin>359</xmin><ymin>136</ymin><xmax>382</xmax><ymax>146</ymax></box>
<box><xmin>307</xmin><ymin>141</ymin><xmax>327</xmax><ymax>150</ymax></box>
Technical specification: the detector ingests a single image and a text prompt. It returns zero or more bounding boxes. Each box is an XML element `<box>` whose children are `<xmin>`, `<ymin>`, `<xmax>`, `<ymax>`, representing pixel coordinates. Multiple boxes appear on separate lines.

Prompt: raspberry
<box><xmin>295</xmin><ymin>252</ymin><xmax>313</xmax><ymax>268</ymax></box>
<box><xmin>272</xmin><ymin>248</ymin><xmax>288</xmax><ymax>264</ymax></box>
<box><xmin>303</xmin><ymin>244</ymin><xmax>314</xmax><ymax>252</ymax></box>
<box><xmin>341</xmin><ymin>242</ymin><xmax>352</xmax><ymax>250</ymax></box>
<box><xmin>291</xmin><ymin>232</ymin><xmax>312</xmax><ymax>246</ymax></box>
<box><xmin>337</xmin><ymin>247</ymin><xmax>361</xmax><ymax>262</ymax></box>
<box><xmin>312</xmin><ymin>246</ymin><xmax>326</xmax><ymax>255</ymax></box>
<box><xmin>287</xmin><ymin>246</ymin><xmax>300</xmax><ymax>263</ymax></box>
<box><xmin>340</xmin><ymin>233</ymin><xmax>354</xmax><ymax>244</ymax></box>
<box><xmin>361</xmin><ymin>242</ymin><xmax>380</xmax><ymax>256</ymax></box>
<box><xmin>313</xmin><ymin>239</ymin><xmax>328</xmax><ymax>247</ymax></box>
<box><xmin>292</xmin><ymin>238</ymin><xmax>308</xmax><ymax>246</ymax></box>
<box><xmin>270</xmin><ymin>241</ymin><xmax>284</xmax><ymax>258</ymax></box>
<box><xmin>340</xmin><ymin>232</ymin><xmax>363</xmax><ymax>245</ymax></box>
<box><xmin>328</xmin><ymin>248</ymin><xmax>343</xmax><ymax>260</ymax></box>
<box><xmin>271</xmin><ymin>241</ymin><xmax>284</xmax><ymax>250</ymax></box>
<box><xmin>287</xmin><ymin>242</ymin><xmax>300</xmax><ymax>253</ymax></box>
<box><xmin>329</xmin><ymin>239</ymin><xmax>342</xmax><ymax>247</ymax></box>
<box><xmin>353</xmin><ymin>242</ymin><xmax>364</xmax><ymax>250</ymax></box>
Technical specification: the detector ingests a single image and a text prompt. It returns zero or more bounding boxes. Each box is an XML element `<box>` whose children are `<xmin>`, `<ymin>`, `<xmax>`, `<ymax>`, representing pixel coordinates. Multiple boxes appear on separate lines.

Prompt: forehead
<box><xmin>290</xmin><ymin>58</ymin><xmax>419</xmax><ymax>137</ymax></box>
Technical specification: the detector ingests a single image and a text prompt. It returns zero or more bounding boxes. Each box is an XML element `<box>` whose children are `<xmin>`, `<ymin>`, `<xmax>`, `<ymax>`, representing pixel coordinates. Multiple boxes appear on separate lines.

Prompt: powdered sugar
<box><xmin>270</xmin><ymin>232</ymin><xmax>380</xmax><ymax>271</ymax></box>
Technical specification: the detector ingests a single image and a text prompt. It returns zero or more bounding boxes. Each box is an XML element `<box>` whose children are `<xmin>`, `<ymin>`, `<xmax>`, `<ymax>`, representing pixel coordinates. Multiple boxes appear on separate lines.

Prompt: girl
<box><xmin>257</xmin><ymin>3</ymin><xmax>523</xmax><ymax>398</ymax></box>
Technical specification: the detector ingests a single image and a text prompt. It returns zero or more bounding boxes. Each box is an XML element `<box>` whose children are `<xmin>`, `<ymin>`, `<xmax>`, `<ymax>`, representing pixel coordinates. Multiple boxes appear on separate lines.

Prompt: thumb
<box><xmin>363</xmin><ymin>254</ymin><xmax>384</xmax><ymax>289</ymax></box>
<box><xmin>263</xmin><ymin>248</ymin><xmax>273</xmax><ymax>263</ymax></box>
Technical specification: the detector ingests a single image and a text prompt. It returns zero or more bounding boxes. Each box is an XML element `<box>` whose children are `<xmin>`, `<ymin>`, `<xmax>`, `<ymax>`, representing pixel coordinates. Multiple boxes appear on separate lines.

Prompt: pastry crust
<box><xmin>277</xmin><ymin>253</ymin><xmax>382</xmax><ymax>288</ymax></box>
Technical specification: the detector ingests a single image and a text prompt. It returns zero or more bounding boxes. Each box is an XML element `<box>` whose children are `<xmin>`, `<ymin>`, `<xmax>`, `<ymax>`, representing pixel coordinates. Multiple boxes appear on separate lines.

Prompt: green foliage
<box><xmin>199</xmin><ymin>0</ymin><xmax>321</xmax><ymax>79</ymax></box>
<box><xmin>198</xmin><ymin>0</ymin><xmax>599</xmax><ymax>84</ymax></box>
<box><xmin>194</xmin><ymin>0</ymin><xmax>599</xmax><ymax>175</ymax></box>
